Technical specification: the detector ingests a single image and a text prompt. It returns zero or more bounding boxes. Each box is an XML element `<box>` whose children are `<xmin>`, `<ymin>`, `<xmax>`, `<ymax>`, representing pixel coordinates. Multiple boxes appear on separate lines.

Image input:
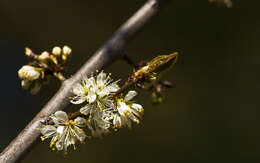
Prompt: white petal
<box><xmin>74</xmin><ymin>117</ymin><xmax>87</xmax><ymax>127</ymax></box>
<box><xmin>57</xmin><ymin>126</ymin><xmax>66</xmax><ymax>135</ymax></box>
<box><xmin>72</xmin><ymin>126</ymin><xmax>86</xmax><ymax>142</ymax></box>
<box><xmin>87</xmin><ymin>91</ymin><xmax>97</xmax><ymax>103</ymax></box>
<box><xmin>106</xmin><ymin>82</ymin><xmax>119</xmax><ymax>92</ymax></box>
<box><xmin>102</xmin><ymin>97</ymin><xmax>114</xmax><ymax>108</ymax></box>
<box><xmin>88</xmin><ymin>77</ymin><xmax>96</xmax><ymax>86</ymax></box>
<box><xmin>131</xmin><ymin>103</ymin><xmax>144</xmax><ymax>113</ymax></box>
<box><xmin>41</xmin><ymin>125</ymin><xmax>57</xmax><ymax>138</ymax></box>
<box><xmin>97</xmin><ymin>72</ymin><xmax>106</xmax><ymax>86</ymax></box>
<box><xmin>53</xmin><ymin>111</ymin><xmax>68</xmax><ymax>124</ymax></box>
<box><xmin>80</xmin><ymin>104</ymin><xmax>93</xmax><ymax>115</ymax></box>
<box><xmin>97</xmin><ymin>88</ymin><xmax>109</xmax><ymax>97</ymax></box>
<box><xmin>70</xmin><ymin>96</ymin><xmax>86</xmax><ymax>104</ymax></box>
<box><xmin>117</xmin><ymin>102</ymin><xmax>131</xmax><ymax>116</ymax></box>
<box><xmin>72</xmin><ymin>83</ymin><xmax>85</xmax><ymax>95</ymax></box>
<box><xmin>124</xmin><ymin>90</ymin><xmax>137</xmax><ymax>101</ymax></box>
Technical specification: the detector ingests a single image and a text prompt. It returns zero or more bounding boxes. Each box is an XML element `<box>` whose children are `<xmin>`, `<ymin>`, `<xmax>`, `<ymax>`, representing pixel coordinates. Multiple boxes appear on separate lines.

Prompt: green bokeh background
<box><xmin>0</xmin><ymin>0</ymin><xmax>259</xmax><ymax>163</ymax></box>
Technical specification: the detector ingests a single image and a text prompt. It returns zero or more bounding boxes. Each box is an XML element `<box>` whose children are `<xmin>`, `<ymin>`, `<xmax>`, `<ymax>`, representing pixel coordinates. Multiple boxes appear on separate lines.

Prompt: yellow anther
<box><xmin>40</xmin><ymin>136</ymin><xmax>45</xmax><ymax>141</ymax></box>
<box><xmin>50</xmin><ymin>142</ymin><xmax>55</xmax><ymax>148</ymax></box>
<box><xmin>96</xmin><ymin>70</ymin><xmax>99</xmax><ymax>72</ymax></box>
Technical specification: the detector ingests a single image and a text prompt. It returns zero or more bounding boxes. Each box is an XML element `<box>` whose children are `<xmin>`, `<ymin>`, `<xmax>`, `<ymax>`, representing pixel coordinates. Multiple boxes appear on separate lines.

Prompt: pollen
<box><xmin>40</xmin><ymin>136</ymin><xmax>45</xmax><ymax>141</ymax></box>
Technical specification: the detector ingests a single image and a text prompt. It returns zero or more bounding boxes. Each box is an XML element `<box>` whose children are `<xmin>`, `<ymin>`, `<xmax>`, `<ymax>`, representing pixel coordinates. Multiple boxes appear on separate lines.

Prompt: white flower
<box><xmin>52</xmin><ymin>46</ymin><xmax>62</xmax><ymax>56</ymax></box>
<box><xmin>70</xmin><ymin>71</ymin><xmax>119</xmax><ymax>105</ymax></box>
<box><xmin>114</xmin><ymin>90</ymin><xmax>144</xmax><ymax>129</ymax></box>
<box><xmin>18</xmin><ymin>65</ymin><xmax>40</xmax><ymax>80</ymax></box>
<box><xmin>80</xmin><ymin>103</ymin><xmax>114</xmax><ymax>138</ymax></box>
<box><xmin>41</xmin><ymin>111</ymin><xmax>88</xmax><ymax>152</ymax></box>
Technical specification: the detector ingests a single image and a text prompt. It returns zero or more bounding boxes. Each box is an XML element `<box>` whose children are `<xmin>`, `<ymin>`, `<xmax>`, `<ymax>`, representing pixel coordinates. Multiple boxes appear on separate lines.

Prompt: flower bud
<box><xmin>21</xmin><ymin>79</ymin><xmax>31</xmax><ymax>90</ymax></box>
<box><xmin>52</xmin><ymin>46</ymin><xmax>61</xmax><ymax>56</ymax></box>
<box><xmin>62</xmin><ymin>46</ymin><xmax>72</xmax><ymax>55</ymax></box>
<box><xmin>25</xmin><ymin>47</ymin><xmax>32</xmax><ymax>56</ymax></box>
<box><xmin>38</xmin><ymin>51</ymin><xmax>50</xmax><ymax>61</ymax></box>
<box><xmin>30</xmin><ymin>82</ymin><xmax>42</xmax><ymax>94</ymax></box>
<box><xmin>18</xmin><ymin>65</ymin><xmax>40</xmax><ymax>80</ymax></box>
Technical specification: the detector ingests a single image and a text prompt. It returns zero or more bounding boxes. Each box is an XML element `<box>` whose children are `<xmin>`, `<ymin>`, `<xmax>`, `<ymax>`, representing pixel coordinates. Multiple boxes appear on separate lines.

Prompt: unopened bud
<box><xmin>25</xmin><ymin>48</ymin><xmax>32</xmax><ymax>56</ymax></box>
<box><xmin>18</xmin><ymin>65</ymin><xmax>40</xmax><ymax>80</ymax></box>
<box><xmin>38</xmin><ymin>51</ymin><xmax>50</xmax><ymax>61</ymax></box>
<box><xmin>62</xmin><ymin>46</ymin><xmax>72</xmax><ymax>55</ymax></box>
<box><xmin>30</xmin><ymin>82</ymin><xmax>42</xmax><ymax>95</ymax></box>
<box><xmin>52</xmin><ymin>46</ymin><xmax>61</xmax><ymax>56</ymax></box>
<box><xmin>21</xmin><ymin>79</ymin><xmax>31</xmax><ymax>90</ymax></box>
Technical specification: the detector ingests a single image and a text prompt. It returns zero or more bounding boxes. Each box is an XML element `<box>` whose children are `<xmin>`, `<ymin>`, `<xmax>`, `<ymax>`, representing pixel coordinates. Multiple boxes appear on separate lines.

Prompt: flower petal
<box><xmin>124</xmin><ymin>90</ymin><xmax>137</xmax><ymax>101</ymax></box>
<box><xmin>87</xmin><ymin>90</ymin><xmax>97</xmax><ymax>103</ymax></box>
<box><xmin>74</xmin><ymin>117</ymin><xmax>87</xmax><ymax>127</ymax></box>
<box><xmin>106</xmin><ymin>81</ymin><xmax>119</xmax><ymax>92</ymax></box>
<box><xmin>52</xmin><ymin>111</ymin><xmax>68</xmax><ymax>125</ymax></box>
<box><xmin>80</xmin><ymin>104</ymin><xmax>93</xmax><ymax>115</ymax></box>
<box><xmin>72</xmin><ymin>83</ymin><xmax>85</xmax><ymax>95</ymax></box>
<box><xmin>41</xmin><ymin>125</ymin><xmax>57</xmax><ymax>138</ymax></box>
<box><xmin>131</xmin><ymin>103</ymin><xmax>144</xmax><ymax>114</ymax></box>
<box><xmin>70</xmin><ymin>95</ymin><xmax>86</xmax><ymax>104</ymax></box>
<box><xmin>97</xmin><ymin>72</ymin><xmax>106</xmax><ymax>86</ymax></box>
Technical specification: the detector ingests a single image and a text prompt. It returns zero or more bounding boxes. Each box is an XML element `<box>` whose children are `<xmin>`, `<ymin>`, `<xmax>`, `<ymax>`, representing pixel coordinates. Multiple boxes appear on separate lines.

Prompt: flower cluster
<box><xmin>18</xmin><ymin>46</ymin><xmax>71</xmax><ymax>94</ymax></box>
<box><xmin>41</xmin><ymin>71</ymin><xmax>144</xmax><ymax>152</ymax></box>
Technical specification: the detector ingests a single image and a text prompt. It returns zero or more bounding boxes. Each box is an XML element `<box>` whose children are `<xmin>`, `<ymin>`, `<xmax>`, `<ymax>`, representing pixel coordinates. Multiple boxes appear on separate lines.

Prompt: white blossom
<box><xmin>80</xmin><ymin>102</ymin><xmax>114</xmax><ymax>138</ymax></box>
<box><xmin>41</xmin><ymin>111</ymin><xmax>88</xmax><ymax>152</ymax></box>
<box><xmin>70</xmin><ymin>71</ymin><xmax>119</xmax><ymax>105</ymax></box>
<box><xmin>18</xmin><ymin>65</ymin><xmax>40</xmax><ymax>81</ymax></box>
<box><xmin>114</xmin><ymin>90</ymin><xmax>144</xmax><ymax>129</ymax></box>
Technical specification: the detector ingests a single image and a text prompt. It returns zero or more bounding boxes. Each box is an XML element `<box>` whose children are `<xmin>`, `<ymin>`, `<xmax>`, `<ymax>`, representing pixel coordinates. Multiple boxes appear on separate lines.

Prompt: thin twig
<box><xmin>122</xmin><ymin>54</ymin><xmax>139</xmax><ymax>69</ymax></box>
<box><xmin>0</xmin><ymin>0</ymin><xmax>171</xmax><ymax>162</ymax></box>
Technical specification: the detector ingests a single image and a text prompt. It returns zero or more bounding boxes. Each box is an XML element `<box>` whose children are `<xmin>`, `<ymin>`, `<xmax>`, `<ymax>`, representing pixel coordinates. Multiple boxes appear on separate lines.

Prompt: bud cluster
<box><xmin>18</xmin><ymin>46</ymin><xmax>72</xmax><ymax>94</ymax></box>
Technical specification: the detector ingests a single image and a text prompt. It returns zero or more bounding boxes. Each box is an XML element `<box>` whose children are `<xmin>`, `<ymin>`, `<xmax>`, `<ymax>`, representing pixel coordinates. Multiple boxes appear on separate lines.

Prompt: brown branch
<box><xmin>0</xmin><ymin>0</ymin><xmax>172</xmax><ymax>162</ymax></box>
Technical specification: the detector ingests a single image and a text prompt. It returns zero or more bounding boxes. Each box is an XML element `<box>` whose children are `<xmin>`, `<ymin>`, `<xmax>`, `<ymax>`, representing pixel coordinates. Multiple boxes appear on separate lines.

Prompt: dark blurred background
<box><xmin>0</xmin><ymin>0</ymin><xmax>260</xmax><ymax>163</ymax></box>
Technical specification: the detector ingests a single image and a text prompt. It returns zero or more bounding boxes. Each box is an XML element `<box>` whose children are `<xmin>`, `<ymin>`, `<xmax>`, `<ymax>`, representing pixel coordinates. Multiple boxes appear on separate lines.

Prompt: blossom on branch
<box><xmin>114</xmin><ymin>90</ymin><xmax>144</xmax><ymax>129</ymax></box>
<box><xmin>41</xmin><ymin>111</ymin><xmax>88</xmax><ymax>153</ymax></box>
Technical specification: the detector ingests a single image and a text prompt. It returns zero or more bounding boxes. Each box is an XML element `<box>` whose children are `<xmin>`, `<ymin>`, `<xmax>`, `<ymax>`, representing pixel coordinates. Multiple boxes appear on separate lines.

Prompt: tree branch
<box><xmin>0</xmin><ymin>0</ymin><xmax>171</xmax><ymax>162</ymax></box>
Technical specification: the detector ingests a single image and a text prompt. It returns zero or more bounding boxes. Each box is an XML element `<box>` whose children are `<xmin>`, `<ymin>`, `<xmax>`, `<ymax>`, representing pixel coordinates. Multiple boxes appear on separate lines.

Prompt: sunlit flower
<box><xmin>41</xmin><ymin>111</ymin><xmax>88</xmax><ymax>152</ymax></box>
<box><xmin>114</xmin><ymin>90</ymin><xmax>144</xmax><ymax>129</ymax></box>
<box><xmin>70</xmin><ymin>71</ymin><xmax>119</xmax><ymax>105</ymax></box>
<box><xmin>80</xmin><ymin>103</ymin><xmax>114</xmax><ymax>138</ymax></box>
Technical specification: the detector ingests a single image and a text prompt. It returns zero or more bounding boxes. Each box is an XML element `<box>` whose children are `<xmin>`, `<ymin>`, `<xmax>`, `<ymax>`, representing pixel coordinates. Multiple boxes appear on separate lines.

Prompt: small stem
<box><xmin>53</xmin><ymin>72</ymin><xmax>66</xmax><ymax>81</ymax></box>
<box><xmin>68</xmin><ymin>111</ymin><xmax>84</xmax><ymax>119</ymax></box>
<box><xmin>122</xmin><ymin>54</ymin><xmax>138</xmax><ymax>69</ymax></box>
